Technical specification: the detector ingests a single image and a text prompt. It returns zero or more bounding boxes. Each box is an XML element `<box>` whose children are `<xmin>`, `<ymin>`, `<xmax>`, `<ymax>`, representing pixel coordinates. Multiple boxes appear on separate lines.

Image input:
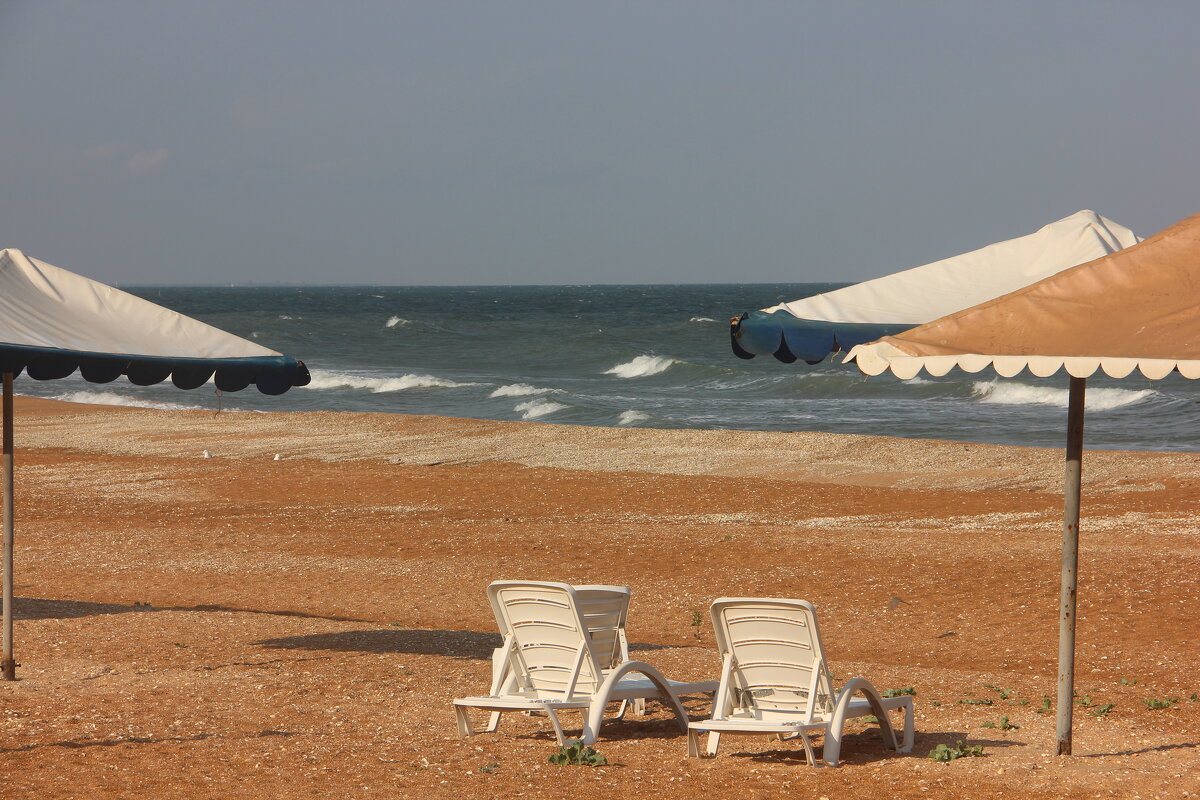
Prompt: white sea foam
<box><xmin>903</xmin><ymin>377</ymin><xmax>933</xmax><ymax>385</ymax></box>
<box><xmin>972</xmin><ymin>381</ymin><xmax>1156</xmax><ymax>411</ymax></box>
<box><xmin>304</xmin><ymin>370</ymin><xmax>478</xmax><ymax>393</ymax></box>
<box><xmin>689</xmin><ymin>316</ymin><xmax>716</xmax><ymax>323</ymax></box>
<box><xmin>617</xmin><ymin>410</ymin><xmax>650</xmax><ymax>425</ymax></box>
<box><xmin>278</xmin><ymin>314</ymin><xmax>298</xmax><ymax>320</ymax></box>
<box><xmin>514</xmin><ymin>399</ymin><xmax>568</xmax><ymax>419</ymax></box>
<box><xmin>603</xmin><ymin>355</ymin><xmax>678</xmax><ymax>378</ymax></box>
<box><xmin>386</xmin><ymin>316</ymin><xmax>411</xmax><ymax>328</ymax></box>
<box><xmin>490</xmin><ymin>383</ymin><xmax>561</xmax><ymax>398</ymax></box>
<box><xmin>50</xmin><ymin>391</ymin><xmax>205</xmax><ymax>411</ymax></box>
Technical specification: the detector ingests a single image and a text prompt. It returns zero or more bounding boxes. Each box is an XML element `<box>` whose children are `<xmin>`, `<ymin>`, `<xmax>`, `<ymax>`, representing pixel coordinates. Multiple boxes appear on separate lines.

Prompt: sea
<box><xmin>13</xmin><ymin>284</ymin><xmax>1200</xmax><ymax>452</ymax></box>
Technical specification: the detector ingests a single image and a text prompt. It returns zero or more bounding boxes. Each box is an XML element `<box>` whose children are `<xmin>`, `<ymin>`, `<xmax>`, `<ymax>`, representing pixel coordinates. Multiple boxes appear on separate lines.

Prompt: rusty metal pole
<box><xmin>1055</xmin><ymin>376</ymin><xmax>1086</xmax><ymax>755</ymax></box>
<box><xmin>2</xmin><ymin>371</ymin><xmax>15</xmax><ymax>680</ymax></box>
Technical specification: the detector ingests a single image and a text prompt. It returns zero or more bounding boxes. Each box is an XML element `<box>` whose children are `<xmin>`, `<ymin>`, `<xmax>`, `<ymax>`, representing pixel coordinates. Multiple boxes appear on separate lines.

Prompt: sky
<box><xmin>1</xmin><ymin>1</ymin><xmax>1197</xmax><ymax>285</ymax></box>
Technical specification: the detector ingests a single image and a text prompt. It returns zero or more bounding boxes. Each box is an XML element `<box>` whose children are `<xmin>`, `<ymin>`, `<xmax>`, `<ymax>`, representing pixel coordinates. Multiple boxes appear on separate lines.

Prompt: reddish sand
<box><xmin>1</xmin><ymin>397</ymin><xmax>1197</xmax><ymax>799</ymax></box>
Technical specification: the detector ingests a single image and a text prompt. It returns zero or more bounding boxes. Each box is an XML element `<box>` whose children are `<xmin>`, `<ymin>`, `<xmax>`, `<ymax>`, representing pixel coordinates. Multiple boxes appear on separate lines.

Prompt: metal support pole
<box><xmin>2</xmin><ymin>371</ymin><xmax>14</xmax><ymax>680</ymax></box>
<box><xmin>1056</xmin><ymin>376</ymin><xmax>1086</xmax><ymax>755</ymax></box>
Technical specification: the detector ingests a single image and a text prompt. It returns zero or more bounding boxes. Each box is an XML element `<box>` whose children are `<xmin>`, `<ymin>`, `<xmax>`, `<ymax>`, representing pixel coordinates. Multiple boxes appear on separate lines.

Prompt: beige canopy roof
<box><xmin>847</xmin><ymin>213</ymin><xmax>1200</xmax><ymax>380</ymax></box>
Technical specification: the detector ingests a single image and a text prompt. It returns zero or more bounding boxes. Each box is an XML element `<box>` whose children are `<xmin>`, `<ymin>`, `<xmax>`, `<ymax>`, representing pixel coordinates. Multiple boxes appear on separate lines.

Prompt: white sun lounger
<box><xmin>687</xmin><ymin>597</ymin><xmax>914</xmax><ymax>766</ymax></box>
<box><xmin>485</xmin><ymin>583</ymin><xmax>645</xmax><ymax>720</ymax></box>
<box><xmin>453</xmin><ymin>580</ymin><xmax>718</xmax><ymax>745</ymax></box>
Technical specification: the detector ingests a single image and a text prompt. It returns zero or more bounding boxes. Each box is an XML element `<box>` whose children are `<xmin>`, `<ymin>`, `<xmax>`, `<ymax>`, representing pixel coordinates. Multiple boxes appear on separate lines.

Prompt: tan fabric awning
<box><xmin>847</xmin><ymin>213</ymin><xmax>1200</xmax><ymax>380</ymax></box>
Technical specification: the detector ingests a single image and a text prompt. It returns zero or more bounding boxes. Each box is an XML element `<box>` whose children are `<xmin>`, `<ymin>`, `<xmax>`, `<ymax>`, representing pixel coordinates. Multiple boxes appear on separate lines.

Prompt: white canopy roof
<box><xmin>731</xmin><ymin>210</ymin><xmax>1140</xmax><ymax>363</ymax></box>
<box><xmin>765</xmin><ymin>210</ymin><xmax>1139</xmax><ymax>325</ymax></box>
<box><xmin>0</xmin><ymin>248</ymin><xmax>278</xmax><ymax>359</ymax></box>
<box><xmin>0</xmin><ymin>248</ymin><xmax>308</xmax><ymax>394</ymax></box>
<box><xmin>845</xmin><ymin>212</ymin><xmax>1200</xmax><ymax>381</ymax></box>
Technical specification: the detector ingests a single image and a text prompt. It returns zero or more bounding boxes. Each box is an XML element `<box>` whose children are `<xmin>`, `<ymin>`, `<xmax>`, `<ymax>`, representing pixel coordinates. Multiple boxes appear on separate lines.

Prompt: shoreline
<box><xmin>12</xmin><ymin>396</ymin><xmax>1200</xmax><ymax>493</ymax></box>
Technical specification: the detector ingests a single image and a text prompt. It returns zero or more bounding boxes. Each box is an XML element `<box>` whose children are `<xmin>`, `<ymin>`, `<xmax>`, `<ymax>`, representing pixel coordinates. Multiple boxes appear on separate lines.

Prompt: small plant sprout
<box><xmin>548</xmin><ymin>742</ymin><xmax>607</xmax><ymax>767</ymax></box>
<box><xmin>984</xmin><ymin>683</ymin><xmax>1014</xmax><ymax>700</ymax></box>
<box><xmin>690</xmin><ymin>610</ymin><xmax>704</xmax><ymax>640</ymax></box>
<box><xmin>958</xmin><ymin>698</ymin><xmax>993</xmax><ymax>706</ymax></box>
<box><xmin>1036</xmin><ymin>695</ymin><xmax>1052</xmax><ymax>714</ymax></box>
<box><xmin>980</xmin><ymin>716</ymin><xmax>1019</xmax><ymax>731</ymax></box>
<box><xmin>929</xmin><ymin>741</ymin><xmax>985</xmax><ymax>762</ymax></box>
<box><xmin>883</xmin><ymin>687</ymin><xmax>917</xmax><ymax>698</ymax></box>
<box><xmin>1074</xmin><ymin>694</ymin><xmax>1096</xmax><ymax>709</ymax></box>
<box><xmin>1092</xmin><ymin>703</ymin><xmax>1115</xmax><ymax>717</ymax></box>
<box><xmin>1120</xmin><ymin>677</ymin><xmax>1139</xmax><ymax>686</ymax></box>
<box><xmin>1190</xmin><ymin>693</ymin><xmax>1199</xmax><ymax>702</ymax></box>
<box><xmin>479</xmin><ymin>762</ymin><xmax>499</xmax><ymax>774</ymax></box>
<box><xmin>1143</xmin><ymin>697</ymin><xmax>1180</xmax><ymax>711</ymax></box>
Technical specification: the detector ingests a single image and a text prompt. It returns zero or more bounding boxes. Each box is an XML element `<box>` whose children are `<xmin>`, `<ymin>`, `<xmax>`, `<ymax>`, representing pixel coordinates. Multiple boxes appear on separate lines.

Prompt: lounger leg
<box><xmin>484</xmin><ymin>711</ymin><xmax>502</xmax><ymax>733</ymax></box>
<box><xmin>546</xmin><ymin>708</ymin><xmax>568</xmax><ymax>746</ymax></box>
<box><xmin>632</xmin><ymin>698</ymin><xmax>646</xmax><ymax>716</ymax></box>
<box><xmin>616</xmin><ymin>699</ymin><xmax>629</xmax><ymax>719</ymax></box>
<box><xmin>798</xmin><ymin>731</ymin><xmax>818</xmax><ymax>767</ymax></box>
<box><xmin>706</xmin><ymin>731</ymin><xmax>721</xmax><ymax>756</ymax></box>
<box><xmin>455</xmin><ymin>706</ymin><xmax>474</xmax><ymax>737</ymax></box>
<box><xmin>823</xmin><ymin>724</ymin><xmax>844</xmax><ymax>767</ymax></box>
<box><xmin>896</xmin><ymin>698</ymin><xmax>914</xmax><ymax>753</ymax></box>
<box><xmin>687</xmin><ymin>729</ymin><xmax>701</xmax><ymax>758</ymax></box>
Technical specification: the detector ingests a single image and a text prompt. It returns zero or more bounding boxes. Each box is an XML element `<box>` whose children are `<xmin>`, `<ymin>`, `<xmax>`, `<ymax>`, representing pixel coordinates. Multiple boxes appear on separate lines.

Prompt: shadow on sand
<box><xmin>14</xmin><ymin>597</ymin><xmax>373</xmax><ymax>624</ymax></box>
<box><xmin>741</xmin><ymin>730</ymin><xmax>1026</xmax><ymax>766</ymax></box>
<box><xmin>253</xmin><ymin>628</ymin><xmax>503</xmax><ymax>659</ymax></box>
<box><xmin>0</xmin><ymin>729</ymin><xmax>301</xmax><ymax>754</ymax></box>
<box><xmin>1083</xmin><ymin>741</ymin><xmax>1199</xmax><ymax>758</ymax></box>
<box><xmin>14</xmin><ymin>597</ymin><xmax>142</xmax><ymax>620</ymax></box>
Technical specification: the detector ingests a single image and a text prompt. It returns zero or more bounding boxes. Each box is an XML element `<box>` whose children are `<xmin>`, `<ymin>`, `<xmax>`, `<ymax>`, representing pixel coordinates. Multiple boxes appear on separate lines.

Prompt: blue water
<box><xmin>14</xmin><ymin>284</ymin><xmax>1200</xmax><ymax>451</ymax></box>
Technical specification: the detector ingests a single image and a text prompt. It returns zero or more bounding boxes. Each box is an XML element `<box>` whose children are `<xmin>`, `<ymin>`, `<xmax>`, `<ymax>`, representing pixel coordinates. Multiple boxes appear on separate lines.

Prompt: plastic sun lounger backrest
<box><xmin>488</xmin><ymin>581</ymin><xmax>605</xmax><ymax>699</ymax></box>
<box><xmin>572</xmin><ymin>585</ymin><xmax>631</xmax><ymax>670</ymax></box>
<box><xmin>710</xmin><ymin>598</ymin><xmax>835</xmax><ymax>719</ymax></box>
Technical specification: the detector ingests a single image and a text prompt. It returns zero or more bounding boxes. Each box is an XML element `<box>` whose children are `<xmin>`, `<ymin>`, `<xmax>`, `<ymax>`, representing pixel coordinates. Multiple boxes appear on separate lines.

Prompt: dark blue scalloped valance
<box><xmin>730</xmin><ymin>310</ymin><xmax>910</xmax><ymax>364</ymax></box>
<box><xmin>0</xmin><ymin>343</ymin><xmax>310</xmax><ymax>396</ymax></box>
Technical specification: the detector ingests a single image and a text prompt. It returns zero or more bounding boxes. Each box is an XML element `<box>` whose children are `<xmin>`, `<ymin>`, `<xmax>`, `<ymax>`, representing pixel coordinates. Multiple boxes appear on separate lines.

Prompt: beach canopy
<box><xmin>844</xmin><ymin>211</ymin><xmax>1200</xmax><ymax>757</ymax></box>
<box><xmin>847</xmin><ymin>213</ymin><xmax>1200</xmax><ymax>378</ymax></box>
<box><xmin>1</xmin><ymin>247</ymin><xmax>309</xmax><ymax>682</ymax></box>
<box><xmin>730</xmin><ymin>210</ymin><xmax>1140</xmax><ymax>364</ymax></box>
<box><xmin>0</xmin><ymin>248</ymin><xmax>310</xmax><ymax>395</ymax></box>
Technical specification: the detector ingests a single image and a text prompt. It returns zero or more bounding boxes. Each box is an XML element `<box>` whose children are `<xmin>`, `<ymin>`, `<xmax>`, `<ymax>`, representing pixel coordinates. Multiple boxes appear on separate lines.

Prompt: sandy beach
<box><xmin>1</xmin><ymin>396</ymin><xmax>1198</xmax><ymax>799</ymax></box>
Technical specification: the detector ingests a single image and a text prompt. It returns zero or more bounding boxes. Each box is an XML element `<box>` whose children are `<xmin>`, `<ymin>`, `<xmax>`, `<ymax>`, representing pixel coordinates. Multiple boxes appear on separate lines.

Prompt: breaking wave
<box><xmin>514</xmin><ymin>399</ymin><xmax>569</xmax><ymax>420</ymax></box>
<box><xmin>305</xmin><ymin>370</ymin><xmax>479</xmax><ymax>393</ymax></box>
<box><xmin>490</xmin><ymin>383</ymin><xmax>561</xmax><ymax>398</ymax></box>
<box><xmin>50</xmin><ymin>391</ymin><xmax>206</xmax><ymax>411</ymax></box>
<box><xmin>972</xmin><ymin>381</ymin><xmax>1157</xmax><ymax>411</ymax></box>
<box><xmin>617</xmin><ymin>409</ymin><xmax>650</xmax><ymax>425</ymax></box>
<box><xmin>604</xmin><ymin>355</ymin><xmax>678</xmax><ymax>378</ymax></box>
<box><xmin>386</xmin><ymin>316</ymin><xmax>411</xmax><ymax>328</ymax></box>
<box><xmin>689</xmin><ymin>316</ymin><xmax>716</xmax><ymax>323</ymax></box>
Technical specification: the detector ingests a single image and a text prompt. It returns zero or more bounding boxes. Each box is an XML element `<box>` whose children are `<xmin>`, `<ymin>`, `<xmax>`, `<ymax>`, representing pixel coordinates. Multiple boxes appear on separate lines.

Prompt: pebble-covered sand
<box><xmin>2</xmin><ymin>397</ymin><xmax>1198</xmax><ymax>799</ymax></box>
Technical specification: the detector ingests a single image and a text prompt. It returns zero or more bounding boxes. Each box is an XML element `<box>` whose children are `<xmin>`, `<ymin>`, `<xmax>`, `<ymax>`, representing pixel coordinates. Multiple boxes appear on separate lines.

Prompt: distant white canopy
<box><xmin>731</xmin><ymin>210</ymin><xmax>1141</xmax><ymax>363</ymax></box>
<box><xmin>0</xmin><ymin>248</ymin><xmax>308</xmax><ymax>394</ymax></box>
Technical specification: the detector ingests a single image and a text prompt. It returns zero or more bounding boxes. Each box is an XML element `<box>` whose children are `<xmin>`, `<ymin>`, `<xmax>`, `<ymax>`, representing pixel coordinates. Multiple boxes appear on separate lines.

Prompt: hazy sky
<box><xmin>1</xmin><ymin>1</ymin><xmax>1197</xmax><ymax>285</ymax></box>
